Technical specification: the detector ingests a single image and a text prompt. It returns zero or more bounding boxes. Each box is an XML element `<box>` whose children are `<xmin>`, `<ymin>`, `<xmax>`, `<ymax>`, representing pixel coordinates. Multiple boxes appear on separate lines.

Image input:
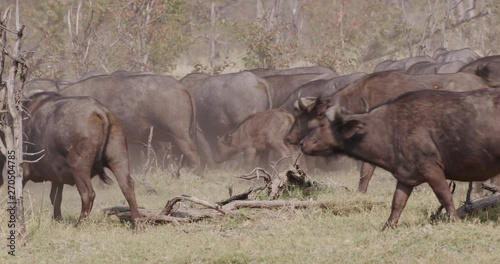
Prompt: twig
<box><xmin>238</xmin><ymin>167</ymin><xmax>272</xmax><ymax>182</ymax></box>
<box><xmin>159</xmin><ymin>194</ymin><xmax>229</xmax><ymax>216</ymax></box>
<box><xmin>482</xmin><ymin>182</ymin><xmax>499</xmax><ymax>194</ymax></box>
<box><xmin>217</xmin><ymin>188</ymin><xmax>254</xmax><ymax>206</ymax></box>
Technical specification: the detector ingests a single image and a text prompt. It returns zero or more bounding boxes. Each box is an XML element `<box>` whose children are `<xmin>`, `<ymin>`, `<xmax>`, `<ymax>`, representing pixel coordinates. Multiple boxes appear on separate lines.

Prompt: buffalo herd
<box><xmin>2</xmin><ymin>47</ymin><xmax>500</xmax><ymax>229</ymax></box>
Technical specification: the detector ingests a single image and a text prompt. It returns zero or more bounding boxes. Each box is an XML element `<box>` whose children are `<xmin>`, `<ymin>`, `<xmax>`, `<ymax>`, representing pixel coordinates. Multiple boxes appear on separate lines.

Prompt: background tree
<box><xmin>0</xmin><ymin>0</ymin><xmax>497</xmax><ymax>78</ymax></box>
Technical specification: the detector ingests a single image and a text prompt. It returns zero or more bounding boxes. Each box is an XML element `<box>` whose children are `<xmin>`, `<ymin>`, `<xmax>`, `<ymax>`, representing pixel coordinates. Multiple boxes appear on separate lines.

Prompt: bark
<box><xmin>0</xmin><ymin>1</ymin><xmax>27</xmax><ymax>244</ymax></box>
<box><xmin>456</xmin><ymin>193</ymin><xmax>500</xmax><ymax>218</ymax></box>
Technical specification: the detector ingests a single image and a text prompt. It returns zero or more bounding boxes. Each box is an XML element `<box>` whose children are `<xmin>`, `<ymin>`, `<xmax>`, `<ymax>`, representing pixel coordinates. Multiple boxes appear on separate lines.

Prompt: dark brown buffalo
<box><xmin>460</xmin><ymin>55</ymin><xmax>500</xmax><ymax>88</ymax></box>
<box><xmin>23</xmin><ymin>92</ymin><xmax>141</xmax><ymax>224</ymax></box>
<box><xmin>279</xmin><ymin>72</ymin><xmax>367</xmax><ymax>112</ymax></box>
<box><xmin>60</xmin><ymin>74</ymin><xmax>201</xmax><ymax>170</ymax></box>
<box><xmin>215</xmin><ymin>109</ymin><xmax>295</xmax><ymax>169</ymax></box>
<box><xmin>264</xmin><ymin>73</ymin><xmax>336</xmax><ymax>107</ymax></box>
<box><xmin>286</xmin><ymin>71</ymin><xmax>491</xmax><ymax>193</ymax></box>
<box><xmin>300</xmin><ymin>89</ymin><xmax>500</xmax><ymax>229</ymax></box>
<box><xmin>248</xmin><ymin>66</ymin><xmax>337</xmax><ymax>78</ymax></box>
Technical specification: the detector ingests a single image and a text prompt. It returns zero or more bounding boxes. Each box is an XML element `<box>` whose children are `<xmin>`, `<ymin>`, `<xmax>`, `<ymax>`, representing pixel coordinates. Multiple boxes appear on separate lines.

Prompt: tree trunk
<box><xmin>0</xmin><ymin>0</ymin><xmax>27</xmax><ymax>247</ymax></box>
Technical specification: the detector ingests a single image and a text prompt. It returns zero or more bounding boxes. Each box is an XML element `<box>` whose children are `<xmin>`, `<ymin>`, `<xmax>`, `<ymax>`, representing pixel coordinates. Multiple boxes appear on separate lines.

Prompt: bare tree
<box><xmin>0</xmin><ymin>0</ymin><xmax>28</xmax><ymax>246</ymax></box>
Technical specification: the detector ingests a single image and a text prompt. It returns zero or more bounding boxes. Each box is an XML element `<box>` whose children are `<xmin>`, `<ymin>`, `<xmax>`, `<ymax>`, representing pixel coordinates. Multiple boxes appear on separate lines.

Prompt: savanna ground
<box><xmin>0</xmin><ymin>159</ymin><xmax>499</xmax><ymax>264</ymax></box>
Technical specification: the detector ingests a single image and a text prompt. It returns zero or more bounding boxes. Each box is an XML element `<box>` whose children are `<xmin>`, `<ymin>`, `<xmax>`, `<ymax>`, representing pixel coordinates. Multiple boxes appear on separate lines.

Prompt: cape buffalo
<box><xmin>186</xmin><ymin>71</ymin><xmax>273</xmax><ymax>160</ymax></box>
<box><xmin>279</xmin><ymin>72</ymin><xmax>367</xmax><ymax>112</ymax></box>
<box><xmin>300</xmin><ymin>89</ymin><xmax>500</xmax><ymax>229</ymax></box>
<box><xmin>59</xmin><ymin>74</ymin><xmax>201</xmax><ymax>171</ymax></box>
<box><xmin>248</xmin><ymin>66</ymin><xmax>337</xmax><ymax>78</ymax></box>
<box><xmin>215</xmin><ymin>109</ymin><xmax>296</xmax><ymax>169</ymax></box>
<box><xmin>23</xmin><ymin>78</ymin><xmax>77</xmax><ymax>97</ymax></box>
<box><xmin>460</xmin><ymin>55</ymin><xmax>500</xmax><ymax>88</ymax></box>
<box><xmin>23</xmin><ymin>92</ymin><xmax>141</xmax><ymax>224</ymax></box>
<box><xmin>264</xmin><ymin>73</ymin><xmax>336</xmax><ymax>107</ymax></box>
<box><xmin>110</xmin><ymin>70</ymin><xmax>154</xmax><ymax>76</ymax></box>
<box><xmin>286</xmin><ymin>71</ymin><xmax>492</xmax><ymax>193</ymax></box>
<box><xmin>382</xmin><ymin>56</ymin><xmax>435</xmax><ymax>72</ymax></box>
<box><xmin>433</xmin><ymin>47</ymin><xmax>480</xmax><ymax>64</ymax></box>
<box><xmin>179</xmin><ymin>73</ymin><xmax>211</xmax><ymax>88</ymax></box>
<box><xmin>373</xmin><ymin>60</ymin><xmax>395</xmax><ymax>72</ymax></box>
<box><xmin>407</xmin><ymin>61</ymin><xmax>465</xmax><ymax>75</ymax></box>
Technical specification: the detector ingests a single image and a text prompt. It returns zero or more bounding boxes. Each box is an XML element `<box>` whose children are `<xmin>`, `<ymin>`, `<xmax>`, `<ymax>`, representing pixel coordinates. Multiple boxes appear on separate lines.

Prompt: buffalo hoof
<box><xmin>381</xmin><ymin>221</ymin><xmax>397</xmax><ymax>231</ymax></box>
<box><xmin>131</xmin><ymin>218</ymin><xmax>146</xmax><ymax>232</ymax></box>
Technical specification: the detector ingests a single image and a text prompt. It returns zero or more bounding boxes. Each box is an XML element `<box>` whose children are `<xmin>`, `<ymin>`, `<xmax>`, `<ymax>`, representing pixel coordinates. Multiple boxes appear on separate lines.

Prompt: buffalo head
<box><xmin>286</xmin><ymin>97</ymin><xmax>330</xmax><ymax>145</ymax></box>
<box><xmin>300</xmin><ymin>105</ymin><xmax>365</xmax><ymax>155</ymax></box>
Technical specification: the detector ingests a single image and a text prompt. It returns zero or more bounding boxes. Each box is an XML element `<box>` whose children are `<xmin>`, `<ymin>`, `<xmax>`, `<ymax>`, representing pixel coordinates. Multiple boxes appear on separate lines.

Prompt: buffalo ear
<box><xmin>340</xmin><ymin>120</ymin><xmax>364</xmax><ymax>139</ymax></box>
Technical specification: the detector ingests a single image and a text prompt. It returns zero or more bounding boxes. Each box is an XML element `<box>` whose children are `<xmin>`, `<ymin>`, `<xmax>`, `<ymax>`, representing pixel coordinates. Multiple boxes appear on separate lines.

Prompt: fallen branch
<box><xmin>102</xmin><ymin>195</ymin><xmax>342</xmax><ymax>225</ymax></box>
<box><xmin>482</xmin><ymin>182</ymin><xmax>499</xmax><ymax>194</ymax></box>
<box><xmin>159</xmin><ymin>194</ymin><xmax>229</xmax><ymax>216</ymax></box>
<box><xmin>217</xmin><ymin>188</ymin><xmax>257</xmax><ymax>206</ymax></box>
<box><xmin>221</xmin><ymin>200</ymin><xmax>336</xmax><ymax>211</ymax></box>
<box><xmin>456</xmin><ymin>193</ymin><xmax>500</xmax><ymax>218</ymax></box>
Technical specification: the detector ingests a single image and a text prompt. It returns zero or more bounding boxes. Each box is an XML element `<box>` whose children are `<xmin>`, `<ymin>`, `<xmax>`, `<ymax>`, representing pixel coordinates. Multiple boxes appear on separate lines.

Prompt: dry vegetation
<box><xmin>1</xmin><ymin>162</ymin><xmax>499</xmax><ymax>263</ymax></box>
<box><xmin>1</xmin><ymin>0</ymin><xmax>500</xmax><ymax>262</ymax></box>
<box><xmin>1</xmin><ymin>0</ymin><xmax>499</xmax><ymax>77</ymax></box>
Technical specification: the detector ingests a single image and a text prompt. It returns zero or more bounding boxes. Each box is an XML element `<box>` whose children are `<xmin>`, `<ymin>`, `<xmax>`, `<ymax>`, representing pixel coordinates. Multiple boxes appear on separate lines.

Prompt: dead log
<box><xmin>456</xmin><ymin>193</ymin><xmax>500</xmax><ymax>218</ymax></box>
<box><xmin>102</xmin><ymin>194</ymin><xmax>343</xmax><ymax>225</ymax></box>
<box><xmin>221</xmin><ymin>200</ymin><xmax>336</xmax><ymax>211</ymax></box>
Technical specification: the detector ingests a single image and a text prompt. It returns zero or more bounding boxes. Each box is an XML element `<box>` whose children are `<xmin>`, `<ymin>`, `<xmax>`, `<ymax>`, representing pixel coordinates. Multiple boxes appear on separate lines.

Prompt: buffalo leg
<box><xmin>107</xmin><ymin>159</ymin><xmax>142</xmax><ymax>224</ymax></box>
<box><xmin>172</xmin><ymin>137</ymin><xmax>201</xmax><ymax>172</ymax></box>
<box><xmin>383</xmin><ymin>180</ymin><xmax>414</xmax><ymax>231</ymax></box>
<box><xmin>358</xmin><ymin>162</ymin><xmax>376</xmax><ymax>193</ymax></box>
<box><xmin>72</xmin><ymin>168</ymin><xmax>96</xmax><ymax>223</ymax></box>
<box><xmin>243</xmin><ymin>148</ymin><xmax>257</xmax><ymax>169</ymax></box>
<box><xmin>258</xmin><ymin>150</ymin><xmax>270</xmax><ymax>168</ymax></box>
<box><xmin>421</xmin><ymin>164</ymin><xmax>458</xmax><ymax>222</ymax></box>
<box><xmin>50</xmin><ymin>182</ymin><xmax>64</xmax><ymax>221</ymax></box>
<box><xmin>196</xmin><ymin>131</ymin><xmax>216</xmax><ymax>169</ymax></box>
<box><xmin>105</xmin><ymin>134</ymin><xmax>142</xmax><ymax>225</ymax></box>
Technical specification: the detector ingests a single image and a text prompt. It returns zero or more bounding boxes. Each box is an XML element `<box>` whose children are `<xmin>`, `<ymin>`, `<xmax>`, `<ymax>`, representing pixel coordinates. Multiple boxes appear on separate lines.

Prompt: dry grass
<box><xmin>1</xmin><ymin>162</ymin><xmax>499</xmax><ymax>263</ymax></box>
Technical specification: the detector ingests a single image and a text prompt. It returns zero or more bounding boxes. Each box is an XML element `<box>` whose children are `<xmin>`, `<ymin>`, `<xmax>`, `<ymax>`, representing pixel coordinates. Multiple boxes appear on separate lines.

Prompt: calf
<box><xmin>215</xmin><ymin>109</ymin><xmax>296</xmax><ymax>169</ymax></box>
<box><xmin>300</xmin><ymin>89</ymin><xmax>500</xmax><ymax>229</ymax></box>
<box><xmin>23</xmin><ymin>92</ymin><xmax>142</xmax><ymax>225</ymax></box>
